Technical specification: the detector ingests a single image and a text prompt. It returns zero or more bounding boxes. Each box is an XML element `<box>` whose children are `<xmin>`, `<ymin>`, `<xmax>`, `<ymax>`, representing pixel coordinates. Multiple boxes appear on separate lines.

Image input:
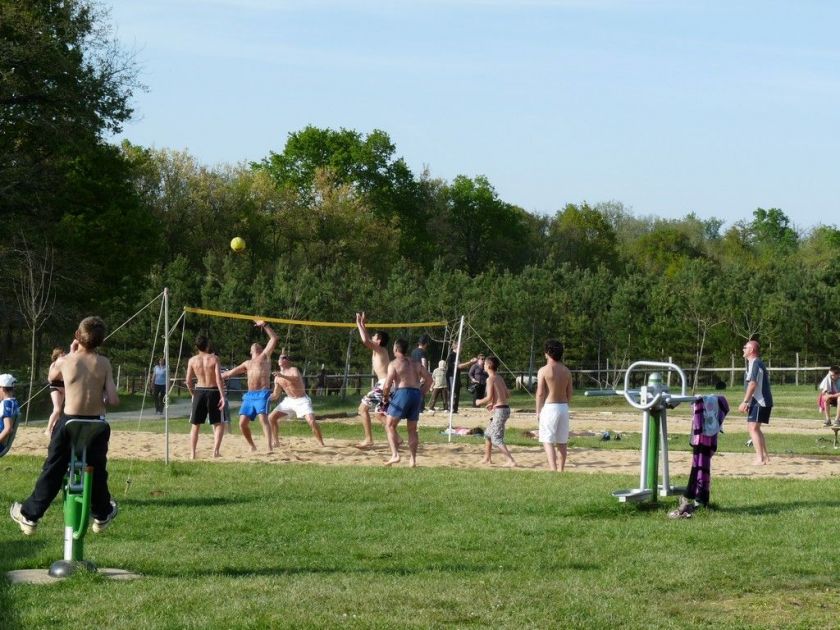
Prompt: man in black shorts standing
<box><xmin>185</xmin><ymin>334</ymin><xmax>227</xmax><ymax>459</ymax></box>
<box><xmin>11</xmin><ymin>316</ymin><xmax>119</xmax><ymax>535</ymax></box>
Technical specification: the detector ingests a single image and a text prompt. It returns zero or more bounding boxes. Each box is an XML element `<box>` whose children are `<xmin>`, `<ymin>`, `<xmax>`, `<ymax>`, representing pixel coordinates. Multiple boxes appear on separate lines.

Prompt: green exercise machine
<box><xmin>585</xmin><ymin>361</ymin><xmax>694</xmax><ymax>503</ymax></box>
<box><xmin>48</xmin><ymin>418</ymin><xmax>109</xmax><ymax>578</ymax></box>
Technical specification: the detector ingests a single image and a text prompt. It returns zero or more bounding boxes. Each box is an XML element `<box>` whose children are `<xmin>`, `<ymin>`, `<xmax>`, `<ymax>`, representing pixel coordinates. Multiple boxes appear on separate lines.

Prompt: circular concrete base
<box><xmin>6</xmin><ymin>568</ymin><xmax>142</xmax><ymax>585</ymax></box>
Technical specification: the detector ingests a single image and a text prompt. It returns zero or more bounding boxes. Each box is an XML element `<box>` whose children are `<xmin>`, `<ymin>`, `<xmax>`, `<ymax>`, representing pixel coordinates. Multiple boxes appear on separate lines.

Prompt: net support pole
<box><xmin>447</xmin><ymin>315</ymin><xmax>465</xmax><ymax>444</ymax></box>
<box><xmin>164</xmin><ymin>287</ymin><xmax>170</xmax><ymax>465</ymax></box>
<box><xmin>341</xmin><ymin>331</ymin><xmax>352</xmax><ymax>401</ymax></box>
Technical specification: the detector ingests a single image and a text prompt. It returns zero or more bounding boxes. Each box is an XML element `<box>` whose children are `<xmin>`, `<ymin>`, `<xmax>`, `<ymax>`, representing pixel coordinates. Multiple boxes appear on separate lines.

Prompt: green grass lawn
<box><xmin>2</xmin><ymin>454</ymin><xmax>840</xmax><ymax>628</ymax></box>
<box><xmin>4</xmin><ymin>383</ymin><xmax>836</xmax><ymax>627</ymax></box>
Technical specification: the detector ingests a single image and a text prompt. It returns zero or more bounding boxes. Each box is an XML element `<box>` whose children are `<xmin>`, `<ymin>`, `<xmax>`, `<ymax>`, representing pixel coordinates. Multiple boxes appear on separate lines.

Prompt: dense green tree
<box><xmin>255</xmin><ymin>126</ymin><xmax>431</xmax><ymax>261</ymax></box>
<box><xmin>0</xmin><ymin>0</ymin><xmax>140</xmax><ymax>225</ymax></box>
<box><xmin>746</xmin><ymin>207</ymin><xmax>798</xmax><ymax>256</ymax></box>
<box><xmin>443</xmin><ymin>175</ymin><xmax>534</xmax><ymax>276</ymax></box>
<box><xmin>546</xmin><ymin>203</ymin><xmax>620</xmax><ymax>272</ymax></box>
<box><xmin>625</xmin><ymin>225</ymin><xmax>705</xmax><ymax>276</ymax></box>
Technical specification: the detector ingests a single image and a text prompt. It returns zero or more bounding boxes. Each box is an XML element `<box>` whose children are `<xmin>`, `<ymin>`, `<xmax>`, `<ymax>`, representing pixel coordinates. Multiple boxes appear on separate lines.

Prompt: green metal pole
<box><xmin>645</xmin><ymin>410</ymin><xmax>661</xmax><ymax>503</ymax></box>
<box><xmin>65</xmin><ymin>466</ymin><xmax>93</xmax><ymax>561</ymax></box>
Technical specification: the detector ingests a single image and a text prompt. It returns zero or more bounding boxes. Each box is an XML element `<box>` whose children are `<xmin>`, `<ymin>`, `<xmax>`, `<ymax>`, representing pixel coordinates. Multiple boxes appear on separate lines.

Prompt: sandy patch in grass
<box><xmin>9</xmin><ymin>405</ymin><xmax>840</xmax><ymax>479</ymax></box>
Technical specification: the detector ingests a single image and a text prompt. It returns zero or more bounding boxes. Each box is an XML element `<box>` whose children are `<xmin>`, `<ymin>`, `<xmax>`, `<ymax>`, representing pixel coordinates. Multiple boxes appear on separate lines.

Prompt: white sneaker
<box><xmin>92</xmin><ymin>500</ymin><xmax>118</xmax><ymax>533</ymax></box>
<box><xmin>10</xmin><ymin>502</ymin><xmax>37</xmax><ymax>535</ymax></box>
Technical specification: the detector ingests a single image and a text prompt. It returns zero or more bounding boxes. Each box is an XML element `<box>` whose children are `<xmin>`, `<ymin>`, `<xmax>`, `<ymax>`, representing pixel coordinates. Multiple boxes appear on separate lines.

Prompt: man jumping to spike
<box><xmin>355</xmin><ymin>312</ymin><xmax>391</xmax><ymax>448</ymax></box>
<box><xmin>221</xmin><ymin>321</ymin><xmax>278</xmax><ymax>453</ymax></box>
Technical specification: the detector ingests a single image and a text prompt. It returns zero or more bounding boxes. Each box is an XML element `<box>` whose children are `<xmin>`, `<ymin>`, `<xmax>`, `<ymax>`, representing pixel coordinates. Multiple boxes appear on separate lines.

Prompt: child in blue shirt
<box><xmin>0</xmin><ymin>374</ymin><xmax>20</xmax><ymax>456</ymax></box>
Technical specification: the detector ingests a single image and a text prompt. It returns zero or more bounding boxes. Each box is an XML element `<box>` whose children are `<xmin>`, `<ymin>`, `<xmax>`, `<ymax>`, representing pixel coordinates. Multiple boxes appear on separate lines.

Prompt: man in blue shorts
<box><xmin>222</xmin><ymin>320</ymin><xmax>278</xmax><ymax>453</ymax></box>
<box><xmin>738</xmin><ymin>339</ymin><xmax>772</xmax><ymax>465</ymax></box>
<box><xmin>382</xmin><ymin>338</ymin><xmax>432</xmax><ymax>468</ymax></box>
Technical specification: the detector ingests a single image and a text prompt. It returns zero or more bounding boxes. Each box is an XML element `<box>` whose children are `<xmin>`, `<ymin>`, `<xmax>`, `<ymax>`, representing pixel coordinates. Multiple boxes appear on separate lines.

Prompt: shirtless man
<box><xmin>355</xmin><ymin>312</ymin><xmax>391</xmax><ymax>448</ymax></box>
<box><xmin>11</xmin><ymin>316</ymin><xmax>119</xmax><ymax>535</ymax></box>
<box><xmin>221</xmin><ymin>320</ymin><xmax>278</xmax><ymax>453</ymax></box>
<box><xmin>476</xmin><ymin>356</ymin><xmax>516</xmax><ymax>467</ymax></box>
<box><xmin>185</xmin><ymin>335</ymin><xmax>227</xmax><ymax>459</ymax></box>
<box><xmin>268</xmin><ymin>352</ymin><xmax>324</xmax><ymax>446</ymax></box>
<box><xmin>535</xmin><ymin>338</ymin><xmax>573</xmax><ymax>472</ymax></box>
<box><xmin>382</xmin><ymin>338</ymin><xmax>432</xmax><ymax>467</ymax></box>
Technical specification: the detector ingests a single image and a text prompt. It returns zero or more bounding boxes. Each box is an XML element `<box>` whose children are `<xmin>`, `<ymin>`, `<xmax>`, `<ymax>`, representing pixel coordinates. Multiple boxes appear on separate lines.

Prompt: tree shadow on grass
<box><xmin>711</xmin><ymin>499</ymin><xmax>840</xmax><ymax>516</ymax></box>
<box><xmin>148</xmin><ymin>561</ymin><xmax>603</xmax><ymax>578</ymax></box>
<box><xmin>122</xmin><ymin>494</ymin><xmax>263</xmax><ymax>508</ymax></box>
<box><xmin>151</xmin><ymin>559</ymin><xmax>600</xmax><ymax>579</ymax></box>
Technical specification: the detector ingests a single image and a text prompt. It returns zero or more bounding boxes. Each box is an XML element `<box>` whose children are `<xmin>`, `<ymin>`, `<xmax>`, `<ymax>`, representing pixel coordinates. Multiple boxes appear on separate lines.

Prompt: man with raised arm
<box><xmin>355</xmin><ymin>312</ymin><xmax>391</xmax><ymax>448</ymax></box>
<box><xmin>11</xmin><ymin>316</ymin><xmax>119</xmax><ymax>535</ymax></box>
<box><xmin>185</xmin><ymin>334</ymin><xmax>227</xmax><ymax>459</ymax></box>
<box><xmin>269</xmin><ymin>352</ymin><xmax>324</xmax><ymax>447</ymax></box>
<box><xmin>382</xmin><ymin>338</ymin><xmax>432</xmax><ymax>468</ymax></box>
<box><xmin>535</xmin><ymin>339</ymin><xmax>574</xmax><ymax>472</ymax></box>
<box><xmin>221</xmin><ymin>320</ymin><xmax>278</xmax><ymax>453</ymax></box>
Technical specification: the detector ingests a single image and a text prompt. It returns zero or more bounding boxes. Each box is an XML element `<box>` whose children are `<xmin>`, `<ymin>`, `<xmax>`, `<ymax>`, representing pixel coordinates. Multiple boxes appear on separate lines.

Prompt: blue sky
<box><xmin>108</xmin><ymin>1</ymin><xmax>840</xmax><ymax>231</ymax></box>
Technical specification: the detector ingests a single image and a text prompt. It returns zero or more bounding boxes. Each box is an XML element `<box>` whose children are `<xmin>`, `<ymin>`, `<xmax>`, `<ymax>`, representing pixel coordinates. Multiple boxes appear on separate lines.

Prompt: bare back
<box><xmin>536</xmin><ymin>361</ymin><xmax>573</xmax><ymax>409</ymax></box>
<box><xmin>56</xmin><ymin>350</ymin><xmax>118</xmax><ymax>416</ymax></box>
<box><xmin>386</xmin><ymin>356</ymin><xmax>421</xmax><ymax>390</ymax></box>
<box><xmin>187</xmin><ymin>352</ymin><xmax>222</xmax><ymax>389</ymax></box>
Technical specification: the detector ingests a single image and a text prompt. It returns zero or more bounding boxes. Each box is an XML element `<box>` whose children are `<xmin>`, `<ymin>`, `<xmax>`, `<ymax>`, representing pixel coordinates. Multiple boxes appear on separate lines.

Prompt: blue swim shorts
<box><xmin>386</xmin><ymin>387</ymin><xmax>423</xmax><ymax>423</ymax></box>
<box><xmin>240</xmin><ymin>389</ymin><xmax>271</xmax><ymax>420</ymax></box>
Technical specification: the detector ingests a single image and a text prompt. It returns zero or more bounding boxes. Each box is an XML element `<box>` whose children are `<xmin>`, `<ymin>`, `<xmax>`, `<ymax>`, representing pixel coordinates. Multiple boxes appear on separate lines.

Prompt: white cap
<box><xmin>0</xmin><ymin>374</ymin><xmax>16</xmax><ymax>387</ymax></box>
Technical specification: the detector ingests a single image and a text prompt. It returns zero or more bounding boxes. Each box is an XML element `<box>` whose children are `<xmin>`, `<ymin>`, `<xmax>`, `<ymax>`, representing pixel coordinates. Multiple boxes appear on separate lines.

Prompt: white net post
<box><xmin>447</xmin><ymin>315</ymin><xmax>465</xmax><ymax>444</ymax></box>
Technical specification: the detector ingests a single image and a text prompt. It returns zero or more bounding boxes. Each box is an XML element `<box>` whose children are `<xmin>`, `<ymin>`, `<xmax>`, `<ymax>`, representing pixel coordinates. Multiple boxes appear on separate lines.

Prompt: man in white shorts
<box><xmin>536</xmin><ymin>339</ymin><xmax>573</xmax><ymax>472</ymax></box>
<box><xmin>269</xmin><ymin>353</ymin><xmax>324</xmax><ymax>446</ymax></box>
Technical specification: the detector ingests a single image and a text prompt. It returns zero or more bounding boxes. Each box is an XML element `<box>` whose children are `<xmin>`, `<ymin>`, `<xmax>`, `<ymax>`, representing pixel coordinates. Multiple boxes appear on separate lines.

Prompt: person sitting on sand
<box><xmin>818</xmin><ymin>366</ymin><xmax>840</xmax><ymax>427</ymax></box>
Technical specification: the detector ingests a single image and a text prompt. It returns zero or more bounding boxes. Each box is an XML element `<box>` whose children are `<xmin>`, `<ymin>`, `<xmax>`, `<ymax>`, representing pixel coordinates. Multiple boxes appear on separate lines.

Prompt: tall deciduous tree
<box><xmin>546</xmin><ymin>203</ymin><xmax>620</xmax><ymax>272</ymax></box>
<box><xmin>443</xmin><ymin>175</ymin><xmax>533</xmax><ymax>276</ymax></box>
<box><xmin>255</xmin><ymin>126</ymin><xmax>431</xmax><ymax>261</ymax></box>
<box><xmin>0</xmin><ymin>0</ymin><xmax>140</xmax><ymax>224</ymax></box>
<box><xmin>13</xmin><ymin>237</ymin><xmax>56</xmax><ymax>424</ymax></box>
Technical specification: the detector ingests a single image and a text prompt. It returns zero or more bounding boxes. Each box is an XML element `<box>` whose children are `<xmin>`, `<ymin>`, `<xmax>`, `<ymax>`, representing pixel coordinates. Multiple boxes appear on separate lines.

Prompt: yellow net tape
<box><xmin>184</xmin><ymin>307</ymin><xmax>446</xmax><ymax>329</ymax></box>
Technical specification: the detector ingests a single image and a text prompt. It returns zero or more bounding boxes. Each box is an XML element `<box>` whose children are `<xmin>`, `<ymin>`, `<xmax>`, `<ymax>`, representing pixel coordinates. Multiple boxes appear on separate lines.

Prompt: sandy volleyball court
<box><xmin>8</xmin><ymin>407</ymin><xmax>840</xmax><ymax>479</ymax></box>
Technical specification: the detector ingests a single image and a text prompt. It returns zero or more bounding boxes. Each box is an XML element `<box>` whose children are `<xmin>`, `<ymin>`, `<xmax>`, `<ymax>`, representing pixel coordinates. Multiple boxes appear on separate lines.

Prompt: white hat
<box><xmin>0</xmin><ymin>374</ymin><xmax>16</xmax><ymax>387</ymax></box>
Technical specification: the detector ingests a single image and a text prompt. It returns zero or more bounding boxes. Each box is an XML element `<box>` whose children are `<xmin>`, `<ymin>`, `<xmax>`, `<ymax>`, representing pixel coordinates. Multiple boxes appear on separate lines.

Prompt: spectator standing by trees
<box><xmin>428</xmin><ymin>360</ymin><xmax>449</xmax><ymax>412</ymax></box>
<box><xmin>468</xmin><ymin>354</ymin><xmax>488</xmax><ymax>407</ymax></box>
<box><xmin>445</xmin><ymin>342</ymin><xmax>477</xmax><ymax>414</ymax></box>
<box><xmin>152</xmin><ymin>357</ymin><xmax>167</xmax><ymax>415</ymax></box>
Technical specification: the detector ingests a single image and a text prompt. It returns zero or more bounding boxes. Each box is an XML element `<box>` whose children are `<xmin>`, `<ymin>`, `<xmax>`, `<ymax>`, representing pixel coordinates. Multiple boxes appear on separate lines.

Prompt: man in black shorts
<box><xmin>185</xmin><ymin>335</ymin><xmax>227</xmax><ymax>459</ymax></box>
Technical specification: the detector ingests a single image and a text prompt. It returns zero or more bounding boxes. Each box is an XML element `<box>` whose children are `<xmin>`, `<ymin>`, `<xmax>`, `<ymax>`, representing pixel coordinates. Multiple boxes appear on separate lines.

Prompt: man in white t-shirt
<box><xmin>818</xmin><ymin>366</ymin><xmax>840</xmax><ymax>427</ymax></box>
